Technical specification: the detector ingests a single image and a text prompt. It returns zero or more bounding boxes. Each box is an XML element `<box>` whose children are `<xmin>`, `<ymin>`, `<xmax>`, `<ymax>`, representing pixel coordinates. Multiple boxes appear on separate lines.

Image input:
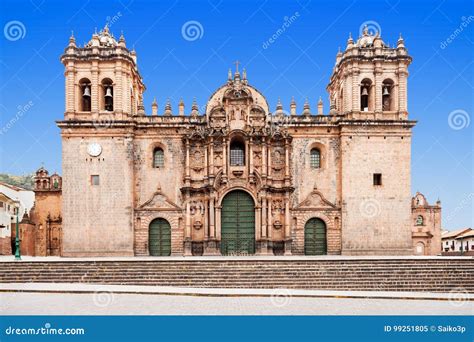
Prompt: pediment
<box><xmin>138</xmin><ymin>191</ymin><xmax>181</xmax><ymax>211</ymax></box>
<box><xmin>296</xmin><ymin>190</ymin><xmax>337</xmax><ymax>209</ymax></box>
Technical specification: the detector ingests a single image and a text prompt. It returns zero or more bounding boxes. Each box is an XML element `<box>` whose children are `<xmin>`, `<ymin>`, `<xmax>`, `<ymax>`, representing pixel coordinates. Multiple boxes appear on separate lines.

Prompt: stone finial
<box><xmin>164</xmin><ymin>99</ymin><xmax>172</xmax><ymax>116</ymax></box>
<box><xmin>346</xmin><ymin>32</ymin><xmax>353</xmax><ymax>49</ymax></box>
<box><xmin>276</xmin><ymin>98</ymin><xmax>283</xmax><ymax>111</ymax></box>
<box><xmin>290</xmin><ymin>97</ymin><xmax>296</xmax><ymax>116</ymax></box>
<box><xmin>179</xmin><ymin>98</ymin><xmax>185</xmax><ymax>116</ymax></box>
<box><xmin>151</xmin><ymin>98</ymin><xmax>158</xmax><ymax>116</ymax></box>
<box><xmin>137</xmin><ymin>98</ymin><xmax>145</xmax><ymax>115</ymax></box>
<box><xmin>69</xmin><ymin>31</ymin><xmax>76</xmax><ymax>47</ymax></box>
<box><xmin>242</xmin><ymin>68</ymin><xmax>247</xmax><ymax>80</ymax></box>
<box><xmin>317</xmin><ymin>96</ymin><xmax>323</xmax><ymax>115</ymax></box>
<box><xmin>228</xmin><ymin>68</ymin><xmax>232</xmax><ymax>82</ymax></box>
<box><xmin>397</xmin><ymin>33</ymin><xmax>405</xmax><ymax>48</ymax></box>
<box><xmin>191</xmin><ymin>98</ymin><xmax>199</xmax><ymax>116</ymax></box>
<box><xmin>336</xmin><ymin>47</ymin><xmax>342</xmax><ymax>65</ymax></box>
<box><xmin>118</xmin><ymin>31</ymin><xmax>126</xmax><ymax>47</ymax></box>
<box><xmin>233</xmin><ymin>60</ymin><xmax>241</xmax><ymax>81</ymax></box>
<box><xmin>303</xmin><ymin>98</ymin><xmax>311</xmax><ymax>116</ymax></box>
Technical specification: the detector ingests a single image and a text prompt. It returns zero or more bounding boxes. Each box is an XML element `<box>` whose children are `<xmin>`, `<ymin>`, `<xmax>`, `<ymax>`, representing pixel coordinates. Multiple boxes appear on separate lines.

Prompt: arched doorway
<box><xmin>304</xmin><ymin>218</ymin><xmax>327</xmax><ymax>255</ymax></box>
<box><xmin>414</xmin><ymin>242</ymin><xmax>425</xmax><ymax>255</ymax></box>
<box><xmin>149</xmin><ymin>218</ymin><xmax>171</xmax><ymax>256</ymax></box>
<box><xmin>221</xmin><ymin>190</ymin><xmax>255</xmax><ymax>255</ymax></box>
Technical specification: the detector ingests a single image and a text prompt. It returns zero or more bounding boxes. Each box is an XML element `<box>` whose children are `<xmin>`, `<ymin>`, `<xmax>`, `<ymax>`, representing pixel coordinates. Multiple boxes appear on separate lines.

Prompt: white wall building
<box><xmin>0</xmin><ymin>183</ymin><xmax>35</xmax><ymax>254</ymax></box>
<box><xmin>442</xmin><ymin>228</ymin><xmax>473</xmax><ymax>255</ymax></box>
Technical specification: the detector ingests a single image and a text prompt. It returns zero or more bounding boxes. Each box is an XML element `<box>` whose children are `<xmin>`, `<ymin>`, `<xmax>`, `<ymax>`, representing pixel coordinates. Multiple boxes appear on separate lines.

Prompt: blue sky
<box><xmin>0</xmin><ymin>0</ymin><xmax>472</xmax><ymax>229</ymax></box>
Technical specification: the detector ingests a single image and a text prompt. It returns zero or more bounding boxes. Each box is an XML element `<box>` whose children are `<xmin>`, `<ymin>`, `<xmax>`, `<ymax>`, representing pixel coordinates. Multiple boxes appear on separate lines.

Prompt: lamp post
<box><xmin>14</xmin><ymin>207</ymin><xmax>21</xmax><ymax>260</ymax></box>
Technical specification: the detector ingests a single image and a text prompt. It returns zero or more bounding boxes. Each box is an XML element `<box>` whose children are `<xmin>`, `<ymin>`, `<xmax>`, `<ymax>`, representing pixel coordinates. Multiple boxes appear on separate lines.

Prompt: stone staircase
<box><xmin>0</xmin><ymin>259</ymin><xmax>472</xmax><ymax>293</ymax></box>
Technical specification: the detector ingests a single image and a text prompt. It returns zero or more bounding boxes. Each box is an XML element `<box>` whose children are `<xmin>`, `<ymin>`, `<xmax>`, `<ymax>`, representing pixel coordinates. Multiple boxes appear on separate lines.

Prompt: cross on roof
<box><xmin>234</xmin><ymin>60</ymin><xmax>240</xmax><ymax>72</ymax></box>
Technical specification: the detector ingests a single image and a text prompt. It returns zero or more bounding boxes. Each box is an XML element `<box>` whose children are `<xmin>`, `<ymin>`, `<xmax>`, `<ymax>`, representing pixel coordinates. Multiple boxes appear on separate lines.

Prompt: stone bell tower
<box><xmin>326</xmin><ymin>27</ymin><xmax>416</xmax><ymax>255</ymax></box>
<box><xmin>327</xmin><ymin>26</ymin><xmax>411</xmax><ymax>120</ymax></box>
<box><xmin>60</xmin><ymin>25</ymin><xmax>145</xmax><ymax>121</ymax></box>
<box><xmin>58</xmin><ymin>26</ymin><xmax>145</xmax><ymax>256</ymax></box>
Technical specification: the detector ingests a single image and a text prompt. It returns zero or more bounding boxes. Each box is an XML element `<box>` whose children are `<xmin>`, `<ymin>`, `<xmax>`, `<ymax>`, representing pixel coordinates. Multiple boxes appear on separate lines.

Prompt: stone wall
<box><xmin>340</xmin><ymin>128</ymin><xmax>413</xmax><ymax>255</ymax></box>
<box><xmin>62</xmin><ymin>133</ymin><xmax>134</xmax><ymax>256</ymax></box>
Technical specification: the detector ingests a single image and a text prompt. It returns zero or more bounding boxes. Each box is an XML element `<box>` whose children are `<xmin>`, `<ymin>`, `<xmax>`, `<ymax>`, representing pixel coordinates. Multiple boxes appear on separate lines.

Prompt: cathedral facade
<box><xmin>57</xmin><ymin>26</ymin><xmax>440</xmax><ymax>257</ymax></box>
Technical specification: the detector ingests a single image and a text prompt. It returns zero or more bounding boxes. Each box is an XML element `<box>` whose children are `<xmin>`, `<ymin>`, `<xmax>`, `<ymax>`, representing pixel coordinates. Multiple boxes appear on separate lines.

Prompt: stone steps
<box><xmin>1</xmin><ymin>259</ymin><xmax>472</xmax><ymax>293</ymax></box>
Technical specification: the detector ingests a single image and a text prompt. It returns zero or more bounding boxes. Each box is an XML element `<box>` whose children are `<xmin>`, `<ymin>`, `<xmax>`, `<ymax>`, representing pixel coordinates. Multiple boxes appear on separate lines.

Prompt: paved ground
<box><xmin>1</xmin><ymin>292</ymin><xmax>472</xmax><ymax>315</ymax></box>
<box><xmin>0</xmin><ymin>255</ymin><xmax>471</xmax><ymax>262</ymax></box>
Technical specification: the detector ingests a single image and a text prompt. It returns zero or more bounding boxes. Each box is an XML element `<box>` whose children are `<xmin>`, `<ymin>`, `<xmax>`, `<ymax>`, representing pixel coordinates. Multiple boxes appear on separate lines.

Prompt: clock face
<box><xmin>87</xmin><ymin>143</ymin><xmax>102</xmax><ymax>157</ymax></box>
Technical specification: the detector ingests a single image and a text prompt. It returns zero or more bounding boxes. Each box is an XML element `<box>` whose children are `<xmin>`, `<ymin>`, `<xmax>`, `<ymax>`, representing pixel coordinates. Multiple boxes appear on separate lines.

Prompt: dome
<box><xmin>86</xmin><ymin>25</ymin><xmax>118</xmax><ymax>48</ymax></box>
<box><xmin>205</xmin><ymin>68</ymin><xmax>269</xmax><ymax>116</ymax></box>
<box><xmin>356</xmin><ymin>25</ymin><xmax>386</xmax><ymax>48</ymax></box>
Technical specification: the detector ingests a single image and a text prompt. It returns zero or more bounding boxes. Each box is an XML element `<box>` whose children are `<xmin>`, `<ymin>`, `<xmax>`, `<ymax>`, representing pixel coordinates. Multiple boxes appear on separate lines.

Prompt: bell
<box><xmin>361</xmin><ymin>87</ymin><xmax>368</xmax><ymax>96</ymax></box>
<box><xmin>105</xmin><ymin>87</ymin><xmax>113</xmax><ymax>98</ymax></box>
<box><xmin>82</xmin><ymin>86</ymin><xmax>91</xmax><ymax>98</ymax></box>
<box><xmin>383</xmin><ymin>86</ymin><xmax>390</xmax><ymax>96</ymax></box>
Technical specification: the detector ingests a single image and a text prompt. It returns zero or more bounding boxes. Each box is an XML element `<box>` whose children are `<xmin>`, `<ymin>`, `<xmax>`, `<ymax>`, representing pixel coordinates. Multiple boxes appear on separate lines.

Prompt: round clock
<box><xmin>87</xmin><ymin>143</ymin><xmax>102</xmax><ymax>157</ymax></box>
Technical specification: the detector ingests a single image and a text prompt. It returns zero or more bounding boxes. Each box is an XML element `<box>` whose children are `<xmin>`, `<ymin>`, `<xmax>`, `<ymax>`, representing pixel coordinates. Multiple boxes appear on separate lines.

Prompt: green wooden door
<box><xmin>149</xmin><ymin>218</ymin><xmax>171</xmax><ymax>256</ymax></box>
<box><xmin>304</xmin><ymin>218</ymin><xmax>327</xmax><ymax>255</ymax></box>
<box><xmin>221</xmin><ymin>190</ymin><xmax>255</xmax><ymax>255</ymax></box>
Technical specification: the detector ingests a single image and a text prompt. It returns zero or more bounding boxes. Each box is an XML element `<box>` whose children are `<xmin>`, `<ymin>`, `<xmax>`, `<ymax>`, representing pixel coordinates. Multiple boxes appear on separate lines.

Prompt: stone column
<box><xmin>374</xmin><ymin>65</ymin><xmax>383</xmax><ymax>113</ymax></box>
<box><xmin>262</xmin><ymin>140</ymin><xmax>267</xmax><ymax>178</ymax></box>
<box><xmin>267</xmin><ymin>197</ymin><xmax>272</xmax><ymax>240</ymax></box>
<box><xmin>284</xmin><ymin>196</ymin><xmax>290</xmax><ymax>238</ymax></box>
<box><xmin>65</xmin><ymin>62</ymin><xmax>75</xmax><ymax>118</ymax></box>
<box><xmin>261</xmin><ymin>196</ymin><xmax>267</xmax><ymax>239</ymax></box>
<box><xmin>114</xmin><ymin>61</ymin><xmax>123</xmax><ymax>117</ymax></box>
<box><xmin>398</xmin><ymin>67</ymin><xmax>408</xmax><ymax>115</ymax></box>
<box><xmin>284</xmin><ymin>139</ymin><xmax>290</xmax><ymax>183</ymax></box>
<box><xmin>204</xmin><ymin>143</ymin><xmax>208</xmax><ymax>178</ymax></box>
<box><xmin>222</xmin><ymin>137</ymin><xmax>227</xmax><ymax>181</ymax></box>
<box><xmin>185</xmin><ymin>139</ymin><xmax>190</xmax><ymax>183</ymax></box>
<box><xmin>91</xmin><ymin>61</ymin><xmax>99</xmax><ymax>113</ymax></box>
<box><xmin>216</xmin><ymin>206</ymin><xmax>222</xmax><ymax>240</ymax></box>
<box><xmin>352</xmin><ymin>68</ymin><xmax>360</xmax><ymax>112</ymax></box>
<box><xmin>209</xmin><ymin>138</ymin><xmax>214</xmax><ymax>177</ymax></box>
<box><xmin>184</xmin><ymin>197</ymin><xmax>192</xmax><ymax>256</ymax></box>
<box><xmin>284</xmin><ymin>194</ymin><xmax>292</xmax><ymax>255</ymax></box>
<box><xmin>267</xmin><ymin>144</ymin><xmax>272</xmax><ymax>179</ymax></box>
<box><xmin>204</xmin><ymin>199</ymin><xmax>208</xmax><ymax>239</ymax></box>
<box><xmin>249</xmin><ymin>138</ymin><xmax>254</xmax><ymax>175</ymax></box>
<box><xmin>209</xmin><ymin>196</ymin><xmax>215</xmax><ymax>238</ymax></box>
<box><xmin>255</xmin><ymin>203</ymin><xmax>261</xmax><ymax>240</ymax></box>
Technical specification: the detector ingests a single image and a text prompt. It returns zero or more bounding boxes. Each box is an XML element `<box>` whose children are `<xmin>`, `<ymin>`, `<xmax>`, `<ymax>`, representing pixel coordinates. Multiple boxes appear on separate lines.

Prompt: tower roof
<box><xmin>86</xmin><ymin>25</ymin><xmax>119</xmax><ymax>48</ymax></box>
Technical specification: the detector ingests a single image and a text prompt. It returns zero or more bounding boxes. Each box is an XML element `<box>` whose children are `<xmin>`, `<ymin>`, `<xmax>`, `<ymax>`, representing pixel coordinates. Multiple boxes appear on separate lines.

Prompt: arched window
<box><xmin>382</xmin><ymin>79</ymin><xmax>394</xmax><ymax>111</ymax></box>
<box><xmin>153</xmin><ymin>148</ymin><xmax>164</xmax><ymax>168</ymax></box>
<box><xmin>310</xmin><ymin>148</ymin><xmax>321</xmax><ymax>169</ymax></box>
<box><xmin>230</xmin><ymin>139</ymin><xmax>245</xmax><ymax>166</ymax></box>
<box><xmin>360</xmin><ymin>79</ymin><xmax>372</xmax><ymax>111</ymax></box>
<box><xmin>416</xmin><ymin>215</ymin><xmax>424</xmax><ymax>226</ymax></box>
<box><xmin>101</xmin><ymin>78</ymin><xmax>114</xmax><ymax>111</ymax></box>
<box><xmin>79</xmin><ymin>78</ymin><xmax>91</xmax><ymax>112</ymax></box>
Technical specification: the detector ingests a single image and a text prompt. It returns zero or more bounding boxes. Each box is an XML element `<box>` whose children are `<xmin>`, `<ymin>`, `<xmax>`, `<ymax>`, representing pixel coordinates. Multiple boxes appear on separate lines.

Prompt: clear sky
<box><xmin>0</xmin><ymin>0</ymin><xmax>472</xmax><ymax>230</ymax></box>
